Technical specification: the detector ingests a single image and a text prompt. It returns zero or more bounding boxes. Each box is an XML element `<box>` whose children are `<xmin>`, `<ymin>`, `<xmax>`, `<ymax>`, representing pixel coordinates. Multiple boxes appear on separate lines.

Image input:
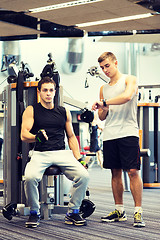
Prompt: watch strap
<box><xmin>102</xmin><ymin>99</ymin><xmax>107</xmax><ymax>107</ymax></box>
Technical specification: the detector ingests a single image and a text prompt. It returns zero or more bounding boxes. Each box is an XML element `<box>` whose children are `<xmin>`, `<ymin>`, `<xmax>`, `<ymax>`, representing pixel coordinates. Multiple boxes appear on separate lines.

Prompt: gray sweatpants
<box><xmin>24</xmin><ymin>150</ymin><xmax>89</xmax><ymax>214</ymax></box>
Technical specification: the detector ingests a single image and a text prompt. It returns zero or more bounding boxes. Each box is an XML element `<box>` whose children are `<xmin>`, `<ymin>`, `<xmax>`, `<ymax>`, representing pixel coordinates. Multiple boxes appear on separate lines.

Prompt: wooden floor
<box><xmin>0</xmin><ymin>164</ymin><xmax>160</xmax><ymax>240</ymax></box>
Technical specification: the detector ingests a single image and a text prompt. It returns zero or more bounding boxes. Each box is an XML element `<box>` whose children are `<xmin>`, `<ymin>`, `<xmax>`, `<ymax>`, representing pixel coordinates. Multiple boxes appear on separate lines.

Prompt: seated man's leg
<box><xmin>24</xmin><ymin>151</ymin><xmax>49</xmax><ymax>227</ymax></box>
<box><xmin>65</xmin><ymin>161</ymin><xmax>89</xmax><ymax>226</ymax></box>
<box><xmin>67</xmin><ymin>164</ymin><xmax>89</xmax><ymax>212</ymax></box>
<box><xmin>52</xmin><ymin>150</ymin><xmax>89</xmax><ymax>225</ymax></box>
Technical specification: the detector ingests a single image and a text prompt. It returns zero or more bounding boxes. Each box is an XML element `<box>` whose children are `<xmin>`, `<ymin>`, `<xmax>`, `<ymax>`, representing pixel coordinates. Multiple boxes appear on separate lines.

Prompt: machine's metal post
<box><xmin>158</xmin><ymin>108</ymin><xmax>160</xmax><ymax>183</ymax></box>
<box><xmin>143</xmin><ymin>107</ymin><xmax>154</xmax><ymax>183</ymax></box>
<box><xmin>3</xmin><ymin>86</ymin><xmax>11</xmax><ymax>205</ymax></box>
<box><xmin>59</xmin><ymin>175</ymin><xmax>64</xmax><ymax>205</ymax></box>
<box><xmin>3</xmin><ymin>83</ymin><xmax>38</xmax><ymax>206</ymax></box>
<box><xmin>3</xmin><ymin>85</ymin><xmax>19</xmax><ymax>204</ymax></box>
<box><xmin>59</xmin><ymin>85</ymin><xmax>64</xmax><ymax>107</ymax></box>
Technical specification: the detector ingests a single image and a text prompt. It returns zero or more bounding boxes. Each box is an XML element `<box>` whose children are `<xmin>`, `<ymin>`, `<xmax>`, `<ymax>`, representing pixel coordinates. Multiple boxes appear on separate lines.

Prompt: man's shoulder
<box><xmin>23</xmin><ymin>105</ymin><xmax>34</xmax><ymax>117</ymax></box>
<box><xmin>25</xmin><ymin>104</ymin><xmax>34</xmax><ymax>111</ymax></box>
<box><xmin>55</xmin><ymin>106</ymin><xmax>67</xmax><ymax>116</ymax></box>
<box><xmin>29</xmin><ymin>102</ymin><xmax>41</xmax><ymax>112</ymax></box>
<box><xmin>56</xmin><ymin>106</ymin><xmax>67</xmax><ymax>121</ymax></box>
<box><xmin>56</xmin><ymin>105</ymin><xmax>66</xmax><ymax>111</ymax></box>
<box><xmin>31</xmin><ymin>102</ymin><xmax>40</xmax><ymax>108</ymax></box>
<box><xmin>124</xmin><ymin>74</ymin><xmax>137</xmax><ymax>83</ymax></box>
<box><xmin>125</xmin><ymin>74</ymin><xmax>137</xmax><ymax>80</ymax></box>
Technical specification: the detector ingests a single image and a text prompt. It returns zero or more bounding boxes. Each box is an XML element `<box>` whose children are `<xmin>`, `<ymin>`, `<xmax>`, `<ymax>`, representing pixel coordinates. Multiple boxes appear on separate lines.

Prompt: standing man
<box><xmin>92</xmin><ymin>52</ymin><xmax>145</xmax><ymax>227</ymax></box>
<box><xmin>21</xmin><ymin>76</ymin><xmax>89</xmax><ymax>228</ymax></box>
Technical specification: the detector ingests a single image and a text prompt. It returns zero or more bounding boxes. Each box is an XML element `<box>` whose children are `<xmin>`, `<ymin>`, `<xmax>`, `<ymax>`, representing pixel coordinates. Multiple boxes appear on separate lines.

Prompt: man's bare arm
<box><xmin>92</xmin><ymin>75</ymin><xmax>137</xmax><ymax>120</ymax></box>
<box><xmin>21</xmin><ymin>106</ymin><xmax>36</xmax><ymax>143</ymax></box>
<box><xmin>65</xmin><ymin>108</ymin><xmax>81</xmax><ymax>160</ymax></box>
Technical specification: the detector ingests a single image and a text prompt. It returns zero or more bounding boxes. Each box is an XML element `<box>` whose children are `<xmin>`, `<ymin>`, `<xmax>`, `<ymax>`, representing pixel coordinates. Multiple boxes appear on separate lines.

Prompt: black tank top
<box><xmin>31</xmin><ymin>103</ymin><xmax>67</xmax><ymax>151</ymax></box>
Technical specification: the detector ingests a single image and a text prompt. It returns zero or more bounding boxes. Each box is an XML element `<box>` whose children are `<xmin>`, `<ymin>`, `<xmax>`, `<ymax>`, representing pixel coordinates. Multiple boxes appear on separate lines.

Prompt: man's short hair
<box><xmin>38</xmin><ymin>76</ymin><xmax>56</xmax><ymax>91</ymax></box>
<box><xmin>98</xmin><ymin>52</ymin><xmax>117</xmax><ymax>63</ymax></box>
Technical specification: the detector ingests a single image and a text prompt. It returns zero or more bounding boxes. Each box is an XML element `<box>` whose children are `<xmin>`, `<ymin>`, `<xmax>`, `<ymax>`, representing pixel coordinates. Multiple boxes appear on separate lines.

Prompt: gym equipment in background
<box><xmin>138</xmin><ymin>103</ymin><xmax>160</xmax><ymax>188</ymax></box>
<box><xmin>85</xmin><ymin>66</ymin><xmax>108</xmax><ymax>88</ymax></box>
<box><xmin>80</xmin><ymin>188</ymin><xmax>96</xmax><ymax>218</ymax></box>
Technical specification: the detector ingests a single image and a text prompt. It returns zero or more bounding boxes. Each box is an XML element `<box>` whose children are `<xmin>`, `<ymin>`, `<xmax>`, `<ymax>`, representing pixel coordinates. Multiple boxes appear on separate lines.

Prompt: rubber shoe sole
<box><xmin>64</xmin><ymin>216</ymin><xmax>87</xmax><ymax>226</ymax></box>
<box><xmin>133</xmin><ymin>221</ymin><xmax>145</xmax><ymax>228</ymax></box>
<box><xmin>101</xmin><ymin>212</ymin><xmax>127</xmax><ymax>223</ymax></box>
<box><xmin>101</xmin><ymin>216</ymin><xmax>127</xmax><ymax>222</ymax></box>
<box><xmin>25</xmin><ymin>222</ymin><xmax>40</xmax><ymax>228</ymax></box>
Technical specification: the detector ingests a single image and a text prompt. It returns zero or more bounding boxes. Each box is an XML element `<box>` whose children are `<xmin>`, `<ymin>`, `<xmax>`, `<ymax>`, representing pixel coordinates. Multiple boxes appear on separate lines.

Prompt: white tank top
<box><xmin>102</xmin><ymin>74</ymin><xmax>139</xmax><ymax>141</ymax></box>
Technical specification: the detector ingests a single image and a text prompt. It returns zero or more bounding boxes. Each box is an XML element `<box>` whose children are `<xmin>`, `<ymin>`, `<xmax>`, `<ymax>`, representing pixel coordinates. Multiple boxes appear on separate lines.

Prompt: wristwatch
<box><xmin>102</xmin><ymin>99</ymin><xmax>107</xmax><ymax>107</ymax></box>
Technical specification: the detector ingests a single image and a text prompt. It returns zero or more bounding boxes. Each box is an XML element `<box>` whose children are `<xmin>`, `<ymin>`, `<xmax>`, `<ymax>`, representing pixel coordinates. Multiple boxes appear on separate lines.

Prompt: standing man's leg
<box><xmin>127</xmin><ymin>169</ymin><xmax>143</xmax><ymax>207</ymax></box>
<box><xmin>111</xmin><ymin>169</ymin><xmax>123</xmax><ymax>205</ymax></box>
<box><xmin>101</xmin><ymin>169</ymin><xmax>127</xmax><ymax>222</ymax></box>
<box><xmin>101</xmin><ymin>139</ymin><xmax>127</xmax><ymax>222</ymax></box>
<box><xmin>128</xmin><ymin>169</ymin><xmax>145</xmax><ymax>227</ymax></box>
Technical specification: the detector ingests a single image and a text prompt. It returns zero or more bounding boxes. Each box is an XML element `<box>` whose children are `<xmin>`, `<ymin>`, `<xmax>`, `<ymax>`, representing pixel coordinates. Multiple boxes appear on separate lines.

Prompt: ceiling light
<box><xmin>76</xmin><ymin>13</ymin><xmax>153</xmax><ymax>28</ymax></box>
<box><xmin>29</xmin><ymin>0</ymin><xmax>103</xmax><ymax>13</ymax></box>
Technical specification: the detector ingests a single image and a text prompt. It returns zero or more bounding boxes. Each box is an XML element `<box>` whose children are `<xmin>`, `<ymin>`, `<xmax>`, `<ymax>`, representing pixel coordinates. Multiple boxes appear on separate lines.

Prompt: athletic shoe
<box><xmin>133</xmin><ymin>210</ymin><xmax>145</xmax><ymax>227</ymax></box>
<box><xmin>64</xmin><ymin>213</ymin><xmax>87</xmax><ymax>226</ymax></box>
<box><xmin>25</xmin><ymin>210</ymin><xmax>40</xmax><ymax>228</ymax></box>
<box><xmin>101</xmin><ymin>209</ymin><xmax>127</xmax><ymax>222</ymax></box>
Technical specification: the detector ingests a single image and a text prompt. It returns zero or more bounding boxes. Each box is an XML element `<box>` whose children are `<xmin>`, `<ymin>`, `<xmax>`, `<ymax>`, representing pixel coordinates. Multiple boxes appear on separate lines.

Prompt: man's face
<box><xmin>39</xmin><ymin>83</ymin><xmax>56</xmax><ymax>103</ymax></box>
<box><xmin>99</xmin><ymin>58</ymin><xmax>118</xmax><ymax>78</ymax></box>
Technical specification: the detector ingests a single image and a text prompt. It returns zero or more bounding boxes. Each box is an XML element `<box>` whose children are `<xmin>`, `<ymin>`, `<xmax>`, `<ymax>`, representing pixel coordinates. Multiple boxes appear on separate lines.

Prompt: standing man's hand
<box><xmin>92</xmin><ymin>100</ymin><xmax>108</xmax><ymax>111</ymax></box>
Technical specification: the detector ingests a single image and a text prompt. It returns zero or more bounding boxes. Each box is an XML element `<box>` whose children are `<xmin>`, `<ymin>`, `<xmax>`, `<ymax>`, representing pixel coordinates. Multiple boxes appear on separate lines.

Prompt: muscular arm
<box><xmin>21</xmin><ymin>106</ymin><xmax>36</xmax><ymax>143</ymax></box>
<box><xmin>93</xmin><ymin>75</ymin><xmax>138</xmax><ymax>121</ymax></box>
<box><xmin>65</xmin><ymin>108</ymin><xmax>81</xmax><ymax>160</ymax></box>
<box><xmin>106</xmin><ymin>75</ymin><xmax>138</xmax><ymax>105</ymax></box>
<box><xmin>98</xmin><ymin>85</ymin><xmax>109</xmax><ymax>121</ymax></box>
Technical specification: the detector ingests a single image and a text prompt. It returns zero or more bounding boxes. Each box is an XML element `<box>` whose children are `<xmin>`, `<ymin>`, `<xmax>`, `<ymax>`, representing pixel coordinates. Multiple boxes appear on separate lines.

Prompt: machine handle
<box><xmin>140</xmin><ymin>149</ymin><xmax>151</xmax><ymax>157</ymax></box>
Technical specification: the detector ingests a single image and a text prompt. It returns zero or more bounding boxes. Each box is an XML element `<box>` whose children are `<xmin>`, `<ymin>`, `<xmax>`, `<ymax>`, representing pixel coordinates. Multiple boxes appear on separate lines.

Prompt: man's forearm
<box><xmin>21</xmin><ymin>131</ymin><xmax>36</xmax><ymax>143</ymax></box>
<box><xmin>105</xmin><ymin>93</ymin><xmax>131</xmax><ymax>106</ymax></box>
<box><xmin>68</xmin><ymin>135</ymin><xmax>81</xmax><ymax>160</ymax></box>
<box><xmin>98</xmin><ymin>109</ymin><xmax>108</xmax><ymax>121</ymax></box>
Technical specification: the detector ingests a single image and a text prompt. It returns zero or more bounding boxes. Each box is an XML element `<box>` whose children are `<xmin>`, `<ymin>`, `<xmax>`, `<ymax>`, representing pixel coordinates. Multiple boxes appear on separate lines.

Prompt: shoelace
<box><xmin>109</xmin><ymin>210</ymin><xmax>121</xmax><ymax>217</ymax></box>
<box><xmin>134</xmin><ymin>211</ymin><xmax>142</xmax><ymax>221</ymax></box>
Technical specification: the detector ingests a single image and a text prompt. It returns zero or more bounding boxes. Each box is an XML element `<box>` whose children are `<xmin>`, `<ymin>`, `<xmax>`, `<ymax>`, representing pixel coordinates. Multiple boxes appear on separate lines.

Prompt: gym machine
<box><xmin>138</xmin><ymin>102</ymin><xmax>160</xmax><ymax>188</ymax></box>
<box><xmin>138</xmin><ymin>83</ymin><xmax>160</xmax><ymax>188</ymax></box>
<box><xmin>3</xmin><ymin>63</ymin><xmax>36</xmax><ymax>206</ymax></box>
<box><xmin>1</xmin><ymin>54</ymin><xmax>95</xmax><ymax>221</ymax></box>
<box><xmin>1</xmin><ymin>54</ymin><xmax>64</xmax><ymax>218</ymax></box>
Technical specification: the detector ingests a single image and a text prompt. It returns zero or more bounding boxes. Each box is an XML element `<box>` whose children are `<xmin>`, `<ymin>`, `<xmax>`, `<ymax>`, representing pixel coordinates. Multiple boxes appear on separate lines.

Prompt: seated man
<box><xmin>21</xmin><ymin>76</ymin><xmax>89</xmax><ymax>228</ymax></box>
